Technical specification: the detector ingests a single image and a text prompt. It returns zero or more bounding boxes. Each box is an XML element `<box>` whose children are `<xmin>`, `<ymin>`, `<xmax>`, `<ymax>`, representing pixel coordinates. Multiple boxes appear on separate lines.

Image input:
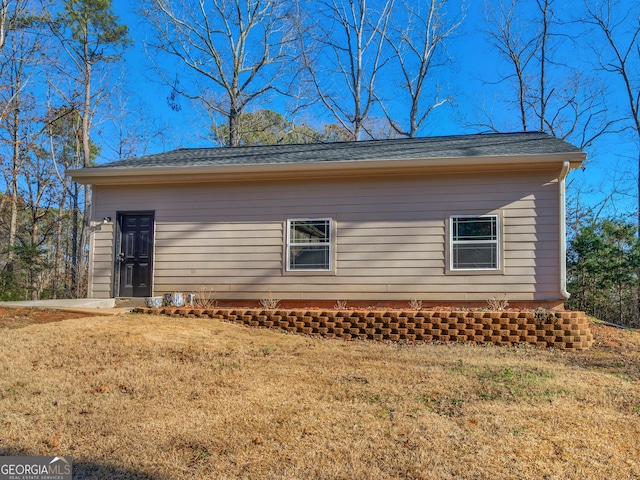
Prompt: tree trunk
<box><xmin>229</xmin><ymin>104</ymin><xmax>240</xmax><ymax>147</ymax></box>
<box><xmin>30</xmin><ymin>221</ymin><xmax>39</xmax><ymax>301</ymax></box>
<box><xmin>71</xmin><ymin>183</ymin><xmax>79</xmax><ymax>295</ymax></box>
<box><xmin>52</xmin><ymin>184</ymin><xmax>68</xmax><ymax>299</ymax></box>
<box><xmin>75</xmin><ymin>39</ymin><xmax>92</xmax><ymax>297</ymax></box>
<box><xmin>6</xmin><ymin>100</ymin><xmax>20</xmax><ymax>281</ymax></box>
<box><xmin>538</xmin><ymin>0</ymin><xmax>548</xmax><ymax>132</ymax></box>
<box><xmin>78</xmin><ymin>184</ymin><xmax>89</xmax><ymax>297</ymax></box>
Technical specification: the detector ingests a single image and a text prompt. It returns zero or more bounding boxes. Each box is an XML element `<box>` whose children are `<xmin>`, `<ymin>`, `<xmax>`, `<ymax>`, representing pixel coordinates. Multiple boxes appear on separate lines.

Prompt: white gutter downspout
<box><xmin>559</xmin><ymin>161</ymin><xmax>571</xmax><ymax>300</ymax></box>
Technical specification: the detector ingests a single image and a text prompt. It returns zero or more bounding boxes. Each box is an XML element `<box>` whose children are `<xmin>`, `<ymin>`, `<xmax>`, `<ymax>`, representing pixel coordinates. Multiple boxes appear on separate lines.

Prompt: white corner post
<box><xmin>559</xmin><ymin>161</ymin><xmax>571</xmax><ymax>300</ymax></box>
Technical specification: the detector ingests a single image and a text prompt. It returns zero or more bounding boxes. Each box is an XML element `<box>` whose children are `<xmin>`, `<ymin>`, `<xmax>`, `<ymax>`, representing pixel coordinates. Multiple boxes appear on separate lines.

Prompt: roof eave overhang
<box><xmin>67</xmin><ymin>152</ymin><xmax>586</xmax><ymax>186</ymax></box>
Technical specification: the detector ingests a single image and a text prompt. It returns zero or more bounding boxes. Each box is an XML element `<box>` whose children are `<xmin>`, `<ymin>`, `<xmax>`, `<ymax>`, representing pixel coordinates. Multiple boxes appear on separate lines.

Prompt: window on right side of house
<box><xmin>450</xmin><ymin>215</ymin><xmax>499</xmax><ymax>271</ymax></box>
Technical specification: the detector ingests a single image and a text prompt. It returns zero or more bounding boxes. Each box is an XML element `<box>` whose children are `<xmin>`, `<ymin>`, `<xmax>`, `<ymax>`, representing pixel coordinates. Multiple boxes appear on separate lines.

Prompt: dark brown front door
<box><xmin>117</xmin><ymin>213</ymin><xmax>154</xmax><ymax>297</ymax></box>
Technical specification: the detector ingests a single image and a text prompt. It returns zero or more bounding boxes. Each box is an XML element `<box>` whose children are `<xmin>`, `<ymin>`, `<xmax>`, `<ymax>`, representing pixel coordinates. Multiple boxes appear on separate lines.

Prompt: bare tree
<box><xmin>479</xmin><ymin>0</ymin><xmax>614</xmax><ymax>149</ymax></box>
<box><xmin>0</xmin><ymin>0</ymin><xmax>27</xmax><ymax>59</ymax></box>
<box><xmin>1</xmin><ymin>44</ymin><xmax>26</xmax><ymax>285</ymax></box>
<box><xmin>300</xmin><ymin>0</ymin><xmax>394</xmax><ymax>140</ymax></box>
<box><xmin>100</xmin><ymin>69</ymin><xmax>170</xmax><ymax>161</ymax></box>
<box><xmin>46</xmin><ymin>105</ymin><xmax>84</xmax><ymax>298</ymax></box>
<box><xmin>583</xmin><ymin>0</ymin><xmax>640</xmax><ymax>228</ymax></box>
<box><xmin>140</xmin><ymin>0</ymin><xmax>297</xmax><ymax>147</ymax></box>
<box><xmin>482</xmin><ymin>0</ymin><xmax>537</xmax><ymax>131</ymax></box>
<box><xmin>380</xmin><ymin>0</ymin><xmax>462</xmax><ymax>138</ymax></box>
<box><xmin>0</xmin><ymin>0</ymin><xmax>8</xmax><ymax>52</ymax></box>
<box><xmin>20</xmin><ymin>144</ymin><xmax>58</xmax><ymax>300</ymax></box>
<box><xmin>0</xmin><ymin>0</ymin><xmax>31</xmax><ymax>122</ymax></box>
<box><xmin>0</xmin><ymin>0</ymin><xmax>44</xmax><ymax>294</ymax></box>
<box><xmin>47</xmin><ymin>0</ymin><xmax>130</xmax><ymax>296</ymax></box>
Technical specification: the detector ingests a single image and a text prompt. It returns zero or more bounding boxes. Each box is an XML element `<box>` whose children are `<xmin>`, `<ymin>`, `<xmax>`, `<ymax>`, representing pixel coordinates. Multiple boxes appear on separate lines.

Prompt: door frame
<box><xmin>113</xmin><ymin>211</ymin><xmax>155</xmax><ymax>297</ymax></box>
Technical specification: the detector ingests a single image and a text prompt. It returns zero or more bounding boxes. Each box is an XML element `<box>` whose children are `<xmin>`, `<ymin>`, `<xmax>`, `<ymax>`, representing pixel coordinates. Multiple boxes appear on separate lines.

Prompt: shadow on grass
<box><xmin>0</xmin><ymin>447</ymin><xmax>167</xmax><ymax>480</ymax></box>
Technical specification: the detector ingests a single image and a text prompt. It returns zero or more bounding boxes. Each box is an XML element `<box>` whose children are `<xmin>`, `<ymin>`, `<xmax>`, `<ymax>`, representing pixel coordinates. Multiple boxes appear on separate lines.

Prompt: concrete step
<box><xmin>116</xmin><ymin>297</ymin><xmax>147</xmax><ymax>308</ymax></box>
<box><xmin>0</xmin><ymin>298</ymin><xmax>116</xmax><ymax>309</ymax></box>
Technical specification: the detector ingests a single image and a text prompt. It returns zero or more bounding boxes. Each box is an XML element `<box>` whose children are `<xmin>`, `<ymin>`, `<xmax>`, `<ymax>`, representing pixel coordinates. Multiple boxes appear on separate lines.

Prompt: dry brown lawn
<box><xmin>0</xmin><ymin>310</ymin><xmax>639</xmax><ymax>479</ymax></box>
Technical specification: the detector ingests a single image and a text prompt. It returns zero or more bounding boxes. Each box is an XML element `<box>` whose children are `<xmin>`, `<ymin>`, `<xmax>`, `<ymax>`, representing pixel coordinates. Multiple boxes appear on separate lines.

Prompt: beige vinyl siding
<box><xmin>89</xmin><ymin>223</ymin><xmax>116</xmax><ymax>298</ymax></box>
<box><xmin>89</xmin><ymin>169</ymin><xmax>562</xmax><ymax>302</ymax></box>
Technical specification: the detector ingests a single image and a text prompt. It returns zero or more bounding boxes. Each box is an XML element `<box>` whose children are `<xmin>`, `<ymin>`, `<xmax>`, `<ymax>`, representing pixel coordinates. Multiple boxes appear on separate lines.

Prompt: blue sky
<box><xmin>109</xmin><ymin>0</ymin><xmax>638</xmax><ymax>218</ymax></box>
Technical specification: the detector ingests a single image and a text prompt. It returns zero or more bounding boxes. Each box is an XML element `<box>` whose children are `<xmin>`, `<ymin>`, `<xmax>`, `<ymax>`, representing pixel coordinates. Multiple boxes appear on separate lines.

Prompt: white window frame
<box><xmin>286</xmin><ymin>218</ymin><xmax>333</xmax><ymax>272</ymax></box>
<box><xmin>449</xmin><ymin>214</ymin><xmax>500</xmax><ymax>271</ymax></box>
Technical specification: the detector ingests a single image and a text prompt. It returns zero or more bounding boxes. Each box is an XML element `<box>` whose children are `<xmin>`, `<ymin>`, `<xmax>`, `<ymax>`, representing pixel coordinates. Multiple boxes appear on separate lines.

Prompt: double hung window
<box><xmin>287</xmin><ymin>219</ymin><xmax>332</xmax><ymax>271</ymax></box>
<box><xmin>450</xmin><ymin>215</ymin><xmax>499</xmax><ymax>270</ymax></box>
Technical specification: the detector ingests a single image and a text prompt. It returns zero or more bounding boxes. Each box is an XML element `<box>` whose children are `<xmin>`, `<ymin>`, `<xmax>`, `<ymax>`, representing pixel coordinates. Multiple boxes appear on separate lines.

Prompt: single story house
<box><xmin>68</xmin><ymin>132</ymin><xmax>585</xmax><ymax>308</ymax></box>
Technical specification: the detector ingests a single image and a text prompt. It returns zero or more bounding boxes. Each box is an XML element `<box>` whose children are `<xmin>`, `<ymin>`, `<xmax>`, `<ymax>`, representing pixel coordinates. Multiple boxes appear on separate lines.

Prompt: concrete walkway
<box><xmin>0</xmin><ymin>298</ymin><xmax>132</xmax><ymax>315</ymax></box>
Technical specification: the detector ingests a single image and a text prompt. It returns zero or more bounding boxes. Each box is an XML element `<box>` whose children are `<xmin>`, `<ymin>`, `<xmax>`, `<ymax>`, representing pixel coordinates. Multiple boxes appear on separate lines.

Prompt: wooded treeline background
<box><xmin>0</xmin><ymin>0</ymin><xmax>638</xmax><ymax>327</ymax></box>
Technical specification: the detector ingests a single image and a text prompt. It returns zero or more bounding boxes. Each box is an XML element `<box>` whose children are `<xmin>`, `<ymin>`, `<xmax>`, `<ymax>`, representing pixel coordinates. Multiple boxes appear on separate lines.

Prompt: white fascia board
<box><xmin>67</xmin><ymin>152</ymin><xmax>586</xmax><ymax>185</ymax></box>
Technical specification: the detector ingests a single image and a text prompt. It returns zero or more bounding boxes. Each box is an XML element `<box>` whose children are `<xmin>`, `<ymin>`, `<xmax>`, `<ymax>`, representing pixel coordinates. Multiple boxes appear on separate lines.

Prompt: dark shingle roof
<box><xmin>95</xmin><ymin>132</ymin><xmax>582</xmax><ymax>169</ymax></box>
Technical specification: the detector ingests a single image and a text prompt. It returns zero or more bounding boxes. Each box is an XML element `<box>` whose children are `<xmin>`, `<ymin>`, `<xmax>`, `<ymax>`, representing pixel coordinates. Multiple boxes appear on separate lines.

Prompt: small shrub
<box><xmin>409</xmin><ymin>298</ymin><xmax>423</xmax><ymax>310</ymax></box>
<box><xmin>487</xmin><ymin>295</ymin><xmax>509</xmax><ymax>311</ymax></box>
<box><xmin>535</xmin><ymin>307</ymin><xmax>553</xmax><ymax>323</ymax></box>
<box><xmin>334</xmin><ymin>300</ymin><xmax>348</xmax><ymax>309</ymax></box>
<box><xmin>194</xmin><ymin>287</ymin><xmax>218</xmax><ymax>309</ymax></box>
<box><xmin>260</xmin><ymin>293</ymin><xmax>280</xmax><ymax>310</ymax></box>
